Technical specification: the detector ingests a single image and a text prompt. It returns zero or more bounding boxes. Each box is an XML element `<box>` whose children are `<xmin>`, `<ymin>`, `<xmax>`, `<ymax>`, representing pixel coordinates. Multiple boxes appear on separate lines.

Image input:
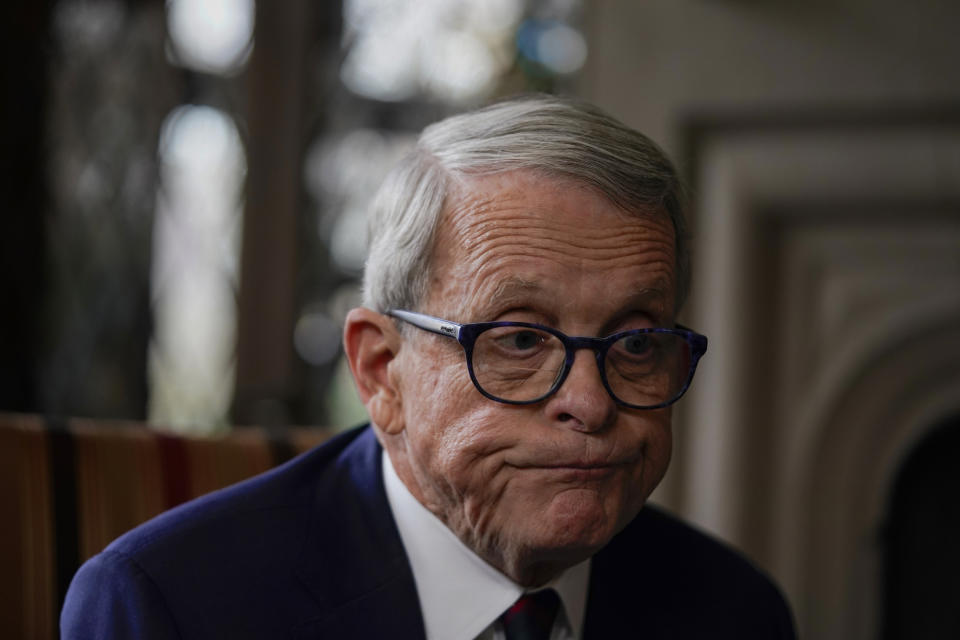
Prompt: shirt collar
<box><xmin>382</xmin><ymin>450</ymin><xmax>590</xmax><ymax>640</ymax></box>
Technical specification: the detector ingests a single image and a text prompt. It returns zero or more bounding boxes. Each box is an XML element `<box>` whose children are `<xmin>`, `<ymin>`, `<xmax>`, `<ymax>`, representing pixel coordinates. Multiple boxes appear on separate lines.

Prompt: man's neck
<box><xmin>381</xmin><ymin>449</ymin><xmax>590</xmax><ymax>639</ymax></box>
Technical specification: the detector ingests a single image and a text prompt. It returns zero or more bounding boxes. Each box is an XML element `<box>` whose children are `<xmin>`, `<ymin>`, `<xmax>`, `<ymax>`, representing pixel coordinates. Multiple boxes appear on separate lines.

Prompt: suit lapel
<box><xmin>582</xmin><ymin>542</ymin><xmax>629</xmax><ymax>638</ymax></box>
<box><xmin>292</xmin><ymin>427</ymin><xmax>427</xmax><ymax>639</ymax></box>
<box><xmin>581</xmin><ymin>508</ymin><xmax>657</xmax><ymax>638</ymax></box>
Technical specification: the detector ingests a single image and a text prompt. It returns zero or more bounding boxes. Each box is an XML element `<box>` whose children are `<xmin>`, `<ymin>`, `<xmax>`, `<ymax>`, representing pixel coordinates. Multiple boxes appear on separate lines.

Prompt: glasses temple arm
<box><xmin>387</xmin><ymin>309</ymin><xmax>463</xmax><ymax>340</ymax></box>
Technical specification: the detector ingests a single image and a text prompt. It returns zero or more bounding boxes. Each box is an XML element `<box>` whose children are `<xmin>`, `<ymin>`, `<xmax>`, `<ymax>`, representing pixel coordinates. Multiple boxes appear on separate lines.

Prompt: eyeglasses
<box><xmin>387</xmin><ymin>309</ymin><xmax>708</xmax><ymax>410</ymax></box>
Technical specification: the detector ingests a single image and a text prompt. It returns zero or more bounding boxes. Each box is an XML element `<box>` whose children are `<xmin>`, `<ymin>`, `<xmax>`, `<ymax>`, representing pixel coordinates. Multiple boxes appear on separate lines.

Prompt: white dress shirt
<box><xmin>382</xmin><ymin>451</ymin><xmax>590</xmax><ymax>640</ymax></box>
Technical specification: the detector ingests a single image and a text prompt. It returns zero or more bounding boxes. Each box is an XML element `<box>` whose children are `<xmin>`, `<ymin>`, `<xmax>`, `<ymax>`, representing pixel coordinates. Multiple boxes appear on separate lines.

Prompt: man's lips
<box><xmin>527</xmin><ymin>464</ymin><xmax>623</xmax><ymax>481</ymax></box>
<box><xmin>537</xmin><ymin>461</ymin><xmax>623</xmax><ymax>470</ymax></box>
<box><xmin>511</xmin><ymin>459</ymin><xmax>636</xmax><ymax>478</ymax></box>
<box><xmin>512</xmin><ymin>454</ymin><xmax>639</xmax><ymax>469</ymax></box>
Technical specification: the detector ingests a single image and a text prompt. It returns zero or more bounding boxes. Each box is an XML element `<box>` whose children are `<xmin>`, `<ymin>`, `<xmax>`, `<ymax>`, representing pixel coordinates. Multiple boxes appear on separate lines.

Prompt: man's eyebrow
<box><xmin>482</xmin><ymin>278</ymin><xmax>671</xmax><ymax>322</ymax></box>
<box><xmin>627</xmin><ymin>286</ymin><xmax>668</xmax><ymax>307</ymax></box>
<box><xmin>628</xmin><ymin>286</ymin><xmax>670</xmax><ymax>314</ymax></box>
<box><xmin>467</xmin><ymin>276</ymin><xmax>544</xmax><ymax>320</ymax></box>
<box><xmin>489</xmin><ymin>276</ymin><xmax>542</xmax><ymax>302</ymax></box>
<box><xmin>596</xmin><ymin>286</ymin><xmax>672</xmax><ymax>330</ymax></box>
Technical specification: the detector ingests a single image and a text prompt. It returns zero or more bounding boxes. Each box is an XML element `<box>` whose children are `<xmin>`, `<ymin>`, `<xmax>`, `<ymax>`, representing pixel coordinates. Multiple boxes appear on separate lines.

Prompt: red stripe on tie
<box><xmin>499</xmin><ymin>589</ymin><xmax>560</xmax><ymax>640</ymax></box>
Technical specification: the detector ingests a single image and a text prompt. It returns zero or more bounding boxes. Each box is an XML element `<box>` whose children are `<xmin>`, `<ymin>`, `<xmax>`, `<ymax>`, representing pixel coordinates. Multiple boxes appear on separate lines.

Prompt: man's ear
<box><xmin>343</xmin><ymin>307</ymin><xmax>405</xmax><ymax>434</ymax></box>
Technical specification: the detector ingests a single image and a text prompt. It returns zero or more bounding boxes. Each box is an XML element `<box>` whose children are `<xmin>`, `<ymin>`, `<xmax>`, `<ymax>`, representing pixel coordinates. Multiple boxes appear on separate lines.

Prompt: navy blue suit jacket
<box><xmin>61</xmin><ymin>425</ymin><xmax>796</xmax><ymax>638</ymax></box>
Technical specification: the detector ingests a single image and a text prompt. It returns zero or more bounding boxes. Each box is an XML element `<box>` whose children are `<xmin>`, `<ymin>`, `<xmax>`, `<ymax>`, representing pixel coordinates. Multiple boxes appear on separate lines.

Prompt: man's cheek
<box><xmin>644</xmin><ymin>434</ymin><xmax>672</xmax><ymax>492</ymax></box>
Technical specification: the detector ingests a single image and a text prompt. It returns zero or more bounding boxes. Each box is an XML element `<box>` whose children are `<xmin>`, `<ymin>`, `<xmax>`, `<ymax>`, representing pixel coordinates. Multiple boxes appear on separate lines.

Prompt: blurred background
<box><xmin>2</xmin><ymin>0</ymin><xmax>959</xmax><ymax>638</ymax></box>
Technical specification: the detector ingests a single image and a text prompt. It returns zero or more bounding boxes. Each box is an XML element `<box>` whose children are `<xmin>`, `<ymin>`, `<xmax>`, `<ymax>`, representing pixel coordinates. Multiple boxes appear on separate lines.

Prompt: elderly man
<box><xmin>62</xmin><ymin>95</ymin><xmax>795</xmax><ymax>639</ymax></box>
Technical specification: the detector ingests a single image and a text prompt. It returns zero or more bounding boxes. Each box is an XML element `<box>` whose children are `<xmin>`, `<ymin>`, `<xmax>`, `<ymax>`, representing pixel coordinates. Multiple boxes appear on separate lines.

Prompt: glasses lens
<box><xmin>605</xmin><ymin>332</ymin><xmax>692</xmax><ymax>408</ymax></box>
<box><xmin>472</xmin><ymin>326</ymin><xmax>566</xmax><ymax>402</ymax></box>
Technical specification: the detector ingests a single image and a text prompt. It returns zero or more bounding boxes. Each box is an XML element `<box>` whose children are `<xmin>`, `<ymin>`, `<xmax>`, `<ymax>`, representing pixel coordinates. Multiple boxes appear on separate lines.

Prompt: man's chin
<box><xmin>505</xmin><ymin>530</ymin><xmax>606</xmax><ymax>587</ymax></box>
<box><xmin>519</xmin><ymin>490</ymin><xmax>633</xmax><ymax>564</ymax></box>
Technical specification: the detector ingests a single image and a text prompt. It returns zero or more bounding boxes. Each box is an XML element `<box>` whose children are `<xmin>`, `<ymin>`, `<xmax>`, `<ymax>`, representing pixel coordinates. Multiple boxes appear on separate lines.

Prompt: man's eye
<box><xmin>623</xmin><ymin>335</ymin><xmax>651</xmax><ymax>355</ymax></box>
<box><xmin>507</xmin><ymin>330</ymin><xmax>542</xmax><ymax>350</ymax></box>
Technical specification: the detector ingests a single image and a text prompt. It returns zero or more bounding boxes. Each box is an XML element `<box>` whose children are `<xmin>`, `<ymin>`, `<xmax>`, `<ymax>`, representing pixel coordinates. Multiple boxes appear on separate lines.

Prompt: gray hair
<box><xmin>362</xmin><ymin>93</ymin><xmax>690</xmax><ymax>315</ymax></box>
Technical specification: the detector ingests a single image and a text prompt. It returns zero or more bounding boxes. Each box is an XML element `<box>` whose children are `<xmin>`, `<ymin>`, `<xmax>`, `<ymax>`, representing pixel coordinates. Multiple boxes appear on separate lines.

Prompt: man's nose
<box><xmin>544</xmin><ymin>348</ymin><xmax>617</xmax><ymax>432</ymax></box>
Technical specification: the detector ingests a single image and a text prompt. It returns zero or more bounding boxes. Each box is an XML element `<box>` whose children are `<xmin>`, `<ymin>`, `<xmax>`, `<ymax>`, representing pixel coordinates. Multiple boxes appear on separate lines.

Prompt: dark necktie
<box><xmin>499</xmin><ymin>589</ymin><xmax>561</xmax><ymax>640</ymax></box>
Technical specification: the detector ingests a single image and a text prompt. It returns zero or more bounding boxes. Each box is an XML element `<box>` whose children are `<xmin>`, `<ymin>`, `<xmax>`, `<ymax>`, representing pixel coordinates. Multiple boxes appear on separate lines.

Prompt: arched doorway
<box><xmin>882</xmin><ymin>414</ymin><xmax>960</xmax><ymax>639</ymax></box>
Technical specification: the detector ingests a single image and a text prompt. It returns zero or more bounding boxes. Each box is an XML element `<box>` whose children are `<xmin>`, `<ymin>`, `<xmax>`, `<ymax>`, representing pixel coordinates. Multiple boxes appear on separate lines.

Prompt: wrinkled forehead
<box><xmin>423</xmin><ymin>170</ymin><xmax>677</xmax><ymax>322</ymax></box>
<box><xmin>438</xmin><ymin>168</ymin><xmax>674</xmax><ymax>243</ymax></box>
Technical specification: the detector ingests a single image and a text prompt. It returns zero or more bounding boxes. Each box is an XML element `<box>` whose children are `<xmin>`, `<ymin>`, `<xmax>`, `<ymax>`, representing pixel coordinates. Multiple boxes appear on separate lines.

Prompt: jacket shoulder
<box><xmin>61</xmin><ymin>548</ymin><xmax>181</xmax><ymax>639</ymax></box>
<box><xmin>62</xmin><ymin>425</ymin><xmax>382</xmax><ymax>638</ymax></box>
<box><xmin>104</xmin><ymin>425</ymin><xmax>368</xmax><ymax>558</ymax></box>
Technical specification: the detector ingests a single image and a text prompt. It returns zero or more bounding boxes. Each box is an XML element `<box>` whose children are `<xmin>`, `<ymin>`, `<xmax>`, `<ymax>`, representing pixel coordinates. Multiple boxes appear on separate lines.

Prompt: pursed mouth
<box><xmin>527</xmin><ymin>464</ymin><xmax>623</xmax><ymax>483</ymax></box>
<box><xmin>517</xmin><ymin>454</ymin><xmax>639</xmax><ymax>470</ymax></box>
<box><xmin>515</xmin><ymin>459</ymin><xmax>636</xmax><ymax>474</ymax></box>
<box><xmin>507</xmin><ymin>447</ymin><xmax>644</xmax><ymax>473</ymax></box>
<box><xmin>540</xmin><ymin>461</ymin><xmax>622</xmax><ymax>470</ymax></box>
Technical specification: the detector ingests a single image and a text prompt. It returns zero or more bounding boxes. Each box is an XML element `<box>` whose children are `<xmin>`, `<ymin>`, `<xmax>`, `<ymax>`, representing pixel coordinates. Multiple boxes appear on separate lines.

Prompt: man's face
<box><xmin>385</xmin><ymin>169</ymin><xmax>677</xmax><ymax>585</ymax></box>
